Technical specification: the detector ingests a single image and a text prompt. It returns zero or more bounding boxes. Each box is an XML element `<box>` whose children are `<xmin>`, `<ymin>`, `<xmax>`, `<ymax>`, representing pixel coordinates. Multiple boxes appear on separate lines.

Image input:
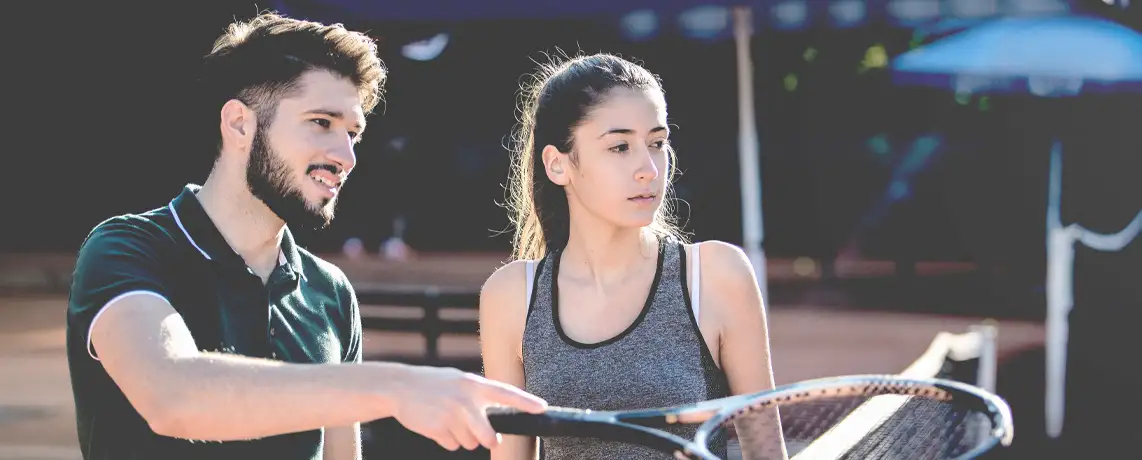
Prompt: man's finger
<box><xmin>435</xmin><ymin>431</ymin><xmax>460</xmax><ymax>452</ymax></box>
<box><xmin>464</xmin><ymin>405</ymin><xmax>500</xmax><ymax>450</ymax></box>
<box><xmin>421</xmin><ymin>426</ymin><xmax>459</xmax><ymax>452</ymax></box>
<box><xmin>449</xmin><ymin>420</ymin><xmax>480</xmax><ymax>451</ymax></box>
<box><xmin>478</xmin><ymin>379</ymin><xmax>548</xmax><ymax>414</ymax></box>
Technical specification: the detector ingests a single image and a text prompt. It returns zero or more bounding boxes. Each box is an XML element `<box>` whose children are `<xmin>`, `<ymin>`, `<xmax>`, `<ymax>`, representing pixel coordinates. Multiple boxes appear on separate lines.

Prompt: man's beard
<box><xmin>246</xmin><ymin>127</ymin><xmax>337</xmax><ymax>232</ymax></box>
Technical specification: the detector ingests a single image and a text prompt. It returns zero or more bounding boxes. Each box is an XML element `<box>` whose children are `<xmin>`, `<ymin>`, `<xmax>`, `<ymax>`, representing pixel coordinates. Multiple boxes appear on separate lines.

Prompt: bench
<box><xmin>356</xmin><ymin>286</ymin><xmax>482</xmax><ymax>367</ymax></box>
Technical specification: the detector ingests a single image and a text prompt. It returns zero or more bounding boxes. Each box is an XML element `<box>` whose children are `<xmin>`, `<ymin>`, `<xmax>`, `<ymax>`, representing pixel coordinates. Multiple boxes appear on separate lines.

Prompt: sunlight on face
<box><xmin>565</xmin><ymin>86</ymin><xmax>671</xmax><ymax>229</ymax></box>
<box><xmin>247</xmin><ymin>70</ymin><xmax>367</xmax><ymax>231</ymax></box>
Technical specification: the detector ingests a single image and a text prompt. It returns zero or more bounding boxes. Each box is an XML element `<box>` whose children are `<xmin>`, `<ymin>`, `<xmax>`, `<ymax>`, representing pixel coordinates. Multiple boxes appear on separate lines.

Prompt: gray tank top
<box><xmin>521</xmin><ymin>238</ymin><xmax>729</xmax><ymax>459</ymax></box>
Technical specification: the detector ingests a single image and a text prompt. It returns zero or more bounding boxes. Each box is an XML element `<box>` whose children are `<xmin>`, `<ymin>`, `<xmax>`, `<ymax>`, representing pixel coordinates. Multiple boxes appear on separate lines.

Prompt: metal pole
<box><xmin>732</xmin><ymin>5</ymin><xmax>768</xmax><ymax>301</ymax></box>
<box><xmin>1045</xmin><ymin>139</ymin><xmax>1072</xmax><ymax>439</ymax></box>
<box><xmin>970</xmin><ymin>322</ymin><xmax>999</xmax><ymax>393</ymax></box>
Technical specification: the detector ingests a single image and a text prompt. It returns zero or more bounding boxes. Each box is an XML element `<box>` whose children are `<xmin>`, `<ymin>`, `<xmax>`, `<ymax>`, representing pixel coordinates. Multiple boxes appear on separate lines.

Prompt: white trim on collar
<box><xmin>170</xmin><ymin>197</ymin><xmax>293</xmax><ymax>275</ymax></box>
<box><xmin>169</xmin><ymin>199</ymin><xmax>211</xmax><ymax>260</ymax></box>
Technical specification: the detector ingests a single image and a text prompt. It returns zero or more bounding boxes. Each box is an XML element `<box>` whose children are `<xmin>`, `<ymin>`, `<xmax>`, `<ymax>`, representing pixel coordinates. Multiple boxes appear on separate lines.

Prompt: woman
<box><xmin>479</xmin><ymin>53</ymin><xmax>785</xmax><ymax>460</ymax></box>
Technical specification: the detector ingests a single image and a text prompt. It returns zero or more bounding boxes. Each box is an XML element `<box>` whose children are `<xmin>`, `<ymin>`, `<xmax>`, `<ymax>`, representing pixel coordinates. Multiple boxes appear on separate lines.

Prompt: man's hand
<box><xmin>390</xmin><ymin>367</ymin><xmax>547</xmax><ymax>452</ymax></box>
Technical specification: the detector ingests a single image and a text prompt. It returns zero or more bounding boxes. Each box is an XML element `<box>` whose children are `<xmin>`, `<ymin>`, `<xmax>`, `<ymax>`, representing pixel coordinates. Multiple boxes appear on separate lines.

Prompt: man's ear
<box><xmin>219</xmin><ymin>99</ymin><xmax>257</xmax><ymax>157</ymax></box>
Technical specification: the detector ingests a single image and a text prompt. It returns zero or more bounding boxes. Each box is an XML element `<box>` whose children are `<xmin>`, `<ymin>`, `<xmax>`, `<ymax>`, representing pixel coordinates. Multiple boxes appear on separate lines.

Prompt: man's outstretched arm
<box><xmin>91</xmin><ymin>293</ymin><xmax>545</xmax><ymax>447</ymax></box>
<box><xmin>73</xmin><ymin>220</ymin><xmax>545</xmax><ymax>449</ymax></box>
<box><xmin>93</xmin><ymin>293</ymin><xmax>400</xmax><ymax>441</ymax></box>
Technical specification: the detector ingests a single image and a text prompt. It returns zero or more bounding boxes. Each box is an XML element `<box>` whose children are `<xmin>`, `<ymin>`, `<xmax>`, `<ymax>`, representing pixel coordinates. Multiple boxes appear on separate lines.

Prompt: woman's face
<box><xmin>546</xmin><ymin>86</ymin><xmax>671</xmax><ymax>230</ymax></box>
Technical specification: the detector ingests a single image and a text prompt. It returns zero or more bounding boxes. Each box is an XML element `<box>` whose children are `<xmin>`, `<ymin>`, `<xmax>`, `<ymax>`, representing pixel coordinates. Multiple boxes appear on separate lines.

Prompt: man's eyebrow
<box><xmin>304</xmin><ymin>108</ymin><xmax>365</xmax><ymax>130</ymax></box>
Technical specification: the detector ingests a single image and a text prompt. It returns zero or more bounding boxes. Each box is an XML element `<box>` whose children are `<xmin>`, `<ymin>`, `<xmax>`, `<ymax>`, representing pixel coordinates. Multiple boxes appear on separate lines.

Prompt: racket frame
<box><xmin>488</xmin><ymin>374</ymin><xmax>1014</xmax><ymax>460</ymax></box>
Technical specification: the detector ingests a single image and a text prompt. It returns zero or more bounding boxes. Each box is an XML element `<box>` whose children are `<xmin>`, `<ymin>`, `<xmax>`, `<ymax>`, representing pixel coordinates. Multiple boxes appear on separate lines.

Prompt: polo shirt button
<box><xmin>270</xmin><ymin>327</ymin><xmax>276</xmax><ymax>336</ymax></box>
<box><xmin>272</xmin><ymin>352</ymin><xmax>278</xmax><ymax>359</ymax></box>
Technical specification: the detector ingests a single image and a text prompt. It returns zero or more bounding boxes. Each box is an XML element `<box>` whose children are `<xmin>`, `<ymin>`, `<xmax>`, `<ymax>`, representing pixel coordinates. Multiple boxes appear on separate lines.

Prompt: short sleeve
<box><xmin>68</xmin><ymin>217</ymin><xmax>172</xmax><ymax>361</ymax></box>
<box><xmin>341</xmin><ymin>283</ymin><xmax>363</xmax><ymax>364</ymax></box>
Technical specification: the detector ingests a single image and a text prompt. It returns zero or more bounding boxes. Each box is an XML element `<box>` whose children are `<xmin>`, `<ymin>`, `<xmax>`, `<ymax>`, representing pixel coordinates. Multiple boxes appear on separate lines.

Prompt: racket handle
<box><xmin>486</xmin><ymin>407</ymin><xmax>694</xmax><ymax>456</ymax></box>
<box><xmin>486</xmin><ymin>406</ymin><xmax>586</xmax><ymax>436</ymax></box>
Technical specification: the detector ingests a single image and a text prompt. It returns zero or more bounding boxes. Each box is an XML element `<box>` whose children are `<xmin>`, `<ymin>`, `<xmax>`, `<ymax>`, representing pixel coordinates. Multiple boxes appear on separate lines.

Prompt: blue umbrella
<box><xmin>894</xmin><ymin>15</ymin><xmax>1142</xmax><ymax>94</ymax></box>
<box><xmin>891</xmin><ymin>14</ymin><xmax>1142</xmax><ymax>440</ymax></box>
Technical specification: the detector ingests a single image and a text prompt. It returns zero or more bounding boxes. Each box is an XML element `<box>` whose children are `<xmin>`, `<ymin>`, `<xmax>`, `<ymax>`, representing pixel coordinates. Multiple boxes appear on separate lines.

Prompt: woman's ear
<box><xmin>542</xmin><ymin>144</ymin><xmax>570</xmax><ymax>186</ymax></box>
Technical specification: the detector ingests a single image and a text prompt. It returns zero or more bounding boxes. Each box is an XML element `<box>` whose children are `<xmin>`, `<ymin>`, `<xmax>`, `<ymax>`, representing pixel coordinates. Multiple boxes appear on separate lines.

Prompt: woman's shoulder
<box><xmin>477</xmin><ymin>258</ymin><xmax>538</xmax><ymax>345</ymax></box>
<box><xmin>482</xmin><ymin>259</ymin><xmax>531</xmax><ymax>300</ymax></box>
<box><xmin>685</xmin><ymin>240</ymin><xmax>750</xmax><ymax>266</ymax></box>
<box><xmin>686</xmin><ymin>240</ymin><xmax>768</xmax><ymax>325</ymax></box>
<box><xmin>479</xmin><ymin>254</ymin><xmax>549</xmax><ymax>311</ymax></box>
<box><xmin>686</xmin><ymin>240</ymin><xmax>760</xmax><ymax>290</ymax></box>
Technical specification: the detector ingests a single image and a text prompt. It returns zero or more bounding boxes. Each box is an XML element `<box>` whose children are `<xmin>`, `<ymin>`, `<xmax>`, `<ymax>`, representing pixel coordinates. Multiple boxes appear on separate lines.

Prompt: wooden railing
<box><xmin>356</xmin><ymin>287</ymin><xmax>482</xmax><ymax>367</ymax></box>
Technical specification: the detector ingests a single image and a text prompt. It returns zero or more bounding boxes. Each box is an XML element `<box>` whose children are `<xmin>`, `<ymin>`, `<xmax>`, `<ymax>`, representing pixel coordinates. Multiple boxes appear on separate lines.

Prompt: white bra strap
<box><xmin>525</xmin><ymin>260</ymin><xmax>537</xmax><ymax>315</ymax></box>
<box><xmin>691</xmin><ymin>244</ymin><xmax>701</xmax><ymax>323</ymax></box>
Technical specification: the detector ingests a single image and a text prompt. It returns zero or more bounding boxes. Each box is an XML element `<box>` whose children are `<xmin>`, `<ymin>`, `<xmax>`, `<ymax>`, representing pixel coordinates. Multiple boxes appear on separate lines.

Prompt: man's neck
<box><xmin>196</xmin><ymin>174</ymin><xmax>285</xmax><ymax>279</ymax></box>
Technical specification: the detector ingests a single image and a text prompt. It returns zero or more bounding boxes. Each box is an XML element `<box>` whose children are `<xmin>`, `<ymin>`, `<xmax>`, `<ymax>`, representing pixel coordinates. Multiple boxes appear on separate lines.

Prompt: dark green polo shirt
<box><xmin>66</xmin><ymin>184</ymin><xmax>363</xmax><ymax>460</ymax></box>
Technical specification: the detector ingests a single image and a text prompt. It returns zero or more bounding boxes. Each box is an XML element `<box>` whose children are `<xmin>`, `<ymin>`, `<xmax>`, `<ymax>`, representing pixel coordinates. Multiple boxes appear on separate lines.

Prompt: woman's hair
<box><xmin>504</xmin><ymin>52</ymin><xmax>686</xmax><ymax>261</ymax></box>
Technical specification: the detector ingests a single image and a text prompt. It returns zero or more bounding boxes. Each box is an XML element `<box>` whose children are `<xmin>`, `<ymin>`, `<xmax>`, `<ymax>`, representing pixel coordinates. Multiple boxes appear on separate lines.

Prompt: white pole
<box><xmin>732</xmin><ymin>5</ymin><xmax>767</xmax><ymax>301</ymax></box>
<box><xmin>1045</xmin><ymin>139</ymin><xmax>1073</xmax><ymax>439</ymax></box>
<box><xmin>970</xmin><ymin>322</ymin><xmax>999</xmax><ymax>393</ymax></box>
<box><xmin>1044</xmin><ymin>135</ymin><xmax>1142</xmax><ymax>438</ymax></box>
<box><xmin>970</xmin><ymin>321</ymin><xmax>999</xmax><ymax>448</ymax></box>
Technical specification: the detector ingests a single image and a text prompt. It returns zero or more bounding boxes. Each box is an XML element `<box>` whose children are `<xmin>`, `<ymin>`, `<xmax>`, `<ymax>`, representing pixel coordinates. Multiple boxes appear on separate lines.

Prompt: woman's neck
<box><xmin>559</xmin><ymin>222</ymin><xmax>658</xmax><ymax>288</ymax></box>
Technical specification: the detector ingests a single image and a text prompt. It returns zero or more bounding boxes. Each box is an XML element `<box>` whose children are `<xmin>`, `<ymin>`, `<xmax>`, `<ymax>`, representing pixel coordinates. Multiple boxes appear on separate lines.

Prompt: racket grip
<box><xmin>486</xmin><ymin>407</ymin><xmax>582</xmax><ymax>436</ymax></box>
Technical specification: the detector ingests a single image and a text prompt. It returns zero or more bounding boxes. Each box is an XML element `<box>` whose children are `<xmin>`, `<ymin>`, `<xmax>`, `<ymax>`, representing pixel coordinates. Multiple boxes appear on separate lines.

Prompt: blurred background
<box><xmin>2</xmin><ymin>0</ymin><xmax>1140</xmax><ymax>458</ymax></box>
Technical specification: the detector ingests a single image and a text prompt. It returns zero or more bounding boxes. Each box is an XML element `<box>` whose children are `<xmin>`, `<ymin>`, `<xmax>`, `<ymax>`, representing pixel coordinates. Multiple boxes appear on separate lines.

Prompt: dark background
<box><xmin>2</xmin><ymin>1</ymin><xmax>1141</xmax><ymax>457</ymax></box>
<box><xmin>7</xmin><ymin>0</ymin><xmax>1140</xmax><ymax>265</ymax></box>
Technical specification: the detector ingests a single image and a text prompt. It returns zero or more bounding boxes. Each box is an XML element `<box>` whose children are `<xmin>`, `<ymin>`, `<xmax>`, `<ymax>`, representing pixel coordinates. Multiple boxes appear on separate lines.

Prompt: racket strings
<box><xmin>716</xmin><ymin>391</ymin><xmax>995</xmax><ymax>460</ymax></box>
<box><xmin>775</xmin><ymin>396</ymin><xmax>868</xmax><ymax>447</ymax></box>
<box><xmin>840</xmin><ymin>396</ymin><xmax>985</xmax><ymax>459</ymax></box>
<box><xmin>732</xmin><ymin>383</ymin><xmax>953</xmax><ymax>415</ymax></box>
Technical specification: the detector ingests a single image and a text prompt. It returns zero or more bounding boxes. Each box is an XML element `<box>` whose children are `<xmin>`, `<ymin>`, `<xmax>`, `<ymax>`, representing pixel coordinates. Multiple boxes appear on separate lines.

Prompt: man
<box><xmin>65</xmin><ymin>12</ymin><xmax>546</xmax><ymax>460</ymax></box>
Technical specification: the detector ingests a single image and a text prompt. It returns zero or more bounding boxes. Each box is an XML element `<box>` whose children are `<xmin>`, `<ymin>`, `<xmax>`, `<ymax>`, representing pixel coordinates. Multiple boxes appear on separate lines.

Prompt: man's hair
<box><xmin>200</xmin><ymin>12</ymin><xmax>386</xmax><ymax>153</ymax></box>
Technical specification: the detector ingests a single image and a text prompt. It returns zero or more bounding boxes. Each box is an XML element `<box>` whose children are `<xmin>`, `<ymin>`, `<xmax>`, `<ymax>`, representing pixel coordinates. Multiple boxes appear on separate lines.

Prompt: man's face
<box><xmin>246</xmin><ymin>70</ymin><xmax>366</xmax><ymax>232</ymax></box>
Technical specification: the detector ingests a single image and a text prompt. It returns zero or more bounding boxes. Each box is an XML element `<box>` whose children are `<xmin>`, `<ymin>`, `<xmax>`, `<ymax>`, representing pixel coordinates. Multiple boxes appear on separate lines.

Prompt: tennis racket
<box><xmin>488</xmin><ymin>374</ymin><xmax>1014</xmax><ymax>460</ymax></box>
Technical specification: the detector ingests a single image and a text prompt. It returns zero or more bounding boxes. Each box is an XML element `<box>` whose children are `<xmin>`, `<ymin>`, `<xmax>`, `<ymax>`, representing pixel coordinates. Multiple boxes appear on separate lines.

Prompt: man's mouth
<box><xmin>307</xmin><ymin>165</ymin><xmax>344</xmax><ymax>190</ymax></box>
<box><xmin>310</xmin><ymin>172</ymin><xmax>338</xmax><ymax>188</ymax></box>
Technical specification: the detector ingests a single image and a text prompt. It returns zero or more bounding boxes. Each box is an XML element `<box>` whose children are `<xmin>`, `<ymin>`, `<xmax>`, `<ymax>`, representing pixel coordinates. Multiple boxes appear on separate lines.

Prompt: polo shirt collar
<box><xmin>169</xmin><ymin>184</ymin><xmax>304</xmax><ymax>280</ymax></box>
